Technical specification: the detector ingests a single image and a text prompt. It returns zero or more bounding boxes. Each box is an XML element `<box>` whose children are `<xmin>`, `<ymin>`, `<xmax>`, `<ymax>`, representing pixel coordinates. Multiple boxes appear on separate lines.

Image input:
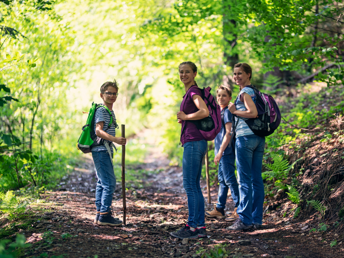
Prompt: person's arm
<box><xmin>228</xmin><ymin>93</ymin><xmax>257</xmax><ymax>118</ymax></box>
<box><xmin>214</xmin><ymin>122</ymin><xmax>233</xmax><ymax>165</ymax></box>
<box><xmin>95</xmin><ymin>122</ymin><xmax>126</xmax><ymax>145</ymax></box>
<box><xmin>177</xmin><ymin>95</ymin><xmax>209</xmax><ymax>121</ymax></box>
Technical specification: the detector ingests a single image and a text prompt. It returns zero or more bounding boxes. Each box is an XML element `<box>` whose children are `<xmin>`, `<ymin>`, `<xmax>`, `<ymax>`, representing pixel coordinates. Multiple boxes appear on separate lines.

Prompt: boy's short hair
<box><xmin>217</xmin><ymin>85</ymin><xmax>232</xmax><ymax>97</ymax></box>
<box><xmin>100</xmin><ymin>80</ymin><xmax>118</xmax><ymax>94</ymax></box>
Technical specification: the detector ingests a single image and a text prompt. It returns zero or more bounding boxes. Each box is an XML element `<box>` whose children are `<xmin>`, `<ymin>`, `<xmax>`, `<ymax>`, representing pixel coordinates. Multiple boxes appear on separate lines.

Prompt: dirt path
<box><xmin>22</xmin><ymin>134</ymin><xmax>343</xmax><ymax>258</ymax></box>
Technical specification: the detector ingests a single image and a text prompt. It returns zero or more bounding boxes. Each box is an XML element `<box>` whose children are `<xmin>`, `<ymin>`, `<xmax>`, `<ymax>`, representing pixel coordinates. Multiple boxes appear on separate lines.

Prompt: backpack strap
<box><xmin>97</xmin><ymin>104</ymin><xmax>113</xmax><ymax>129</ymax></box>
<box><xmin>94</xmin><ymin>104</ymin><xmax>118</xmax><ymax>152</ymax></box>
<box><xmin>180</xmin><ymin>85</ymin><xmax>197</xmax><ymax>142</ymax></box>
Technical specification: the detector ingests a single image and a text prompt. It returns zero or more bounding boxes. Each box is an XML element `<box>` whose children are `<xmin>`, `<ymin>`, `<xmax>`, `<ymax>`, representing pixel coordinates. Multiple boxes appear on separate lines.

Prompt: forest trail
<box><xmin>24</xmin><ymin>131</ymin><xmax>342</xmax><ymax>258</ymax></box>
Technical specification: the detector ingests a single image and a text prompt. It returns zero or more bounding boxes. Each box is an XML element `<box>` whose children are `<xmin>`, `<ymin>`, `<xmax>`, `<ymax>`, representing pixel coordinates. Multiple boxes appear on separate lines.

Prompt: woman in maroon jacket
<box><xmin>170</xmin><ymin>61</ymin><xmax>209</xmax><ymax>239</ymax></box>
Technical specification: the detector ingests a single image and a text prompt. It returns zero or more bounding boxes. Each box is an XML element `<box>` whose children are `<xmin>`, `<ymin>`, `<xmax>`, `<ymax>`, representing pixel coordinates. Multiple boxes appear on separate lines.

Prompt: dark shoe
<box><xmin>170</xmin><ymin>225</ymin><xmax>198</xmax><ymax>239</ymax></box>
<box><xmin>94</xmin><ymin>212</ymin><xmax>100</xmax><ymax>224</ymax></box>
<box><xmin>227</xmin><ymin>219</ymin><xmax>253</xmax><ymax>231</ymax></box>
<box><xmin>197</xmin><ymin>227</ymin><xmax>207</xmax><ymax>238</ymax></box>
<box><xmin>252</xmin><ymin>223</ymin><xmax>262</xmax><ymax>230</ymax></box>
<box><xmin>206</xmin><ymin>205</ymin><xmax>225</xmax><ymax>219</ymax></box>
<box><xmin>98</xmin><ymin>212</ymin><xmax>122</xmax><ymax>226</ymax></box>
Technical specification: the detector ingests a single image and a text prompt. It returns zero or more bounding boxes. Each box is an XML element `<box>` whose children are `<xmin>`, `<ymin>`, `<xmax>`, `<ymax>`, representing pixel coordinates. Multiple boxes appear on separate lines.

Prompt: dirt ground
<box><xmin>18</xmin><ymin>140</ymin><xmax>343</xmax><ymax>258</ymax></box>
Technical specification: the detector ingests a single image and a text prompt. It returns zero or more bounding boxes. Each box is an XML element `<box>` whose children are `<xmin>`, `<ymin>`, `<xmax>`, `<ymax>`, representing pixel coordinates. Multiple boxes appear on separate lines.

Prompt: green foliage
<box><xmin>263</xmin><ymin>154</ymin><xmax>301</xmax><ymax>191</ymax></box>
<box><xmin>339</xmin><ymin>207</ymin><xmax>344</xmax><ymax>219</ymax></box>
<box><xmin>201</xmin><ymin>244</ymin><xmax>231</xmax><ymax>258</ymax></box>
<box><xmin>61</xmin><ymin>233</ymin><xmax>73</xmax><ymax>240</ymax></box>
<box><xmin>263</xmin><ymin>154</ymin><xmax>290</xmax><ymax>181</ymax></box>
<box><xmin>0</xmin><ymin>234</ymin><xmax>30</xmax><ymax>258</ymax></box>
<box><xmin>318</xmin><ymin>223</ymin><xmax>328</xmax><ymax>232</ymax></box>
<box><xmin>309</xmin><ymin>223</ymin><xmax>329</xmax><ymax>233</ymax></box>
<box><xmin>286</xmin><ymin>185</ymin><xmax>300</xmax><ymax>204</ymax></box>
<box><xmin>293</xmin><ymin>207</ymin><xmax>301</xmax><ymax>218</ymax></box>
<box><xmin>0</xmin><ymin>191</ymin><xmax>27</xmax><ymax>217</ymax></box>
<box><xmin>330</xmin><ymin>240</ymin><xmax>337</xmax><ymax>248</ymax></box>
<box><xmin>309</xmin><ymin>228</ymin><xmax>317</xmax><ymax>233</ymax></box>
<box><xmin>0</xmin><ymin>0</ymin><xmax>82</xmax><ymax>194</ymax></box>
<box><xmin>262</xmin><ymin>75</ymin><xmax>283</xmax><ymax>94</ymax></box>
<box><xmin>307</xmin><ymin>200</ymin><xmax>327</xmax><ymax>218</ymax></box>
<box><xmin>42</xmin><ymin>231</ymin><xmax>54</xmax><ymax>245</ymax></box>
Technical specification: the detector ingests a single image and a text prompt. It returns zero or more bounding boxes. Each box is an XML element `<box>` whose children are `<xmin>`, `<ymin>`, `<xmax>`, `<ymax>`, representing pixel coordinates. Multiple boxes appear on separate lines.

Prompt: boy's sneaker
<box><xmin>98</xmin><ymin>212</ymin><xmax>122</xmax><ymax>226</ymax></box>
<box><xmin>197</xmin><ymin>227</ymin><xmax>207</xmax><ymax>238</ymax></box>
<box><xmin>94</xmin><ymin>212</ymin><xmax>100</xmax><ymax>224</ymax></box>
<box><xmin>170</xmin><ymin>225</ymin><xmax>198</xmax><ymax>239</ymax></box>
<box><xmin>252</xmin><ymin>223</ymin><xmax>262</xmax><ymax>230</ymax></box>
<box><xmin>225</xmin><ymin>207</ymin><xmax>239</xmax><ymax>222</ymax></box>
<box><xmin>227</xmin><ymin>219</ymin><xmax>253</xmax><ymax>231</ymax></box>
<box><xmin>206</xmin><ymin>205</ymin><xmax>225</xmax><ymax>219</ymax></box>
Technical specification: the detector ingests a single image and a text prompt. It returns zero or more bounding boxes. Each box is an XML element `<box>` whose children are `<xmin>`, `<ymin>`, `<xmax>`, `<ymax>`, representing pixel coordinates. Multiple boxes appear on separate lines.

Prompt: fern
<box><xmin>293</xmin><ymin>207</ymin><xmax>301</xmax><ymax>218</ymax></box>
<box><xmin>307</xmin><ymin>200</ymin><xmax>327</xmax><ymax>217</ymax></box>
<box><xmin>0</xmin><ymin>191</ymin><xmax>26</xmax><ymax>216</ymax></box>
<box><xmin>263</xmin><ymin>154</ymin><xmax>302</xmax><ymax>182</ymax></box>
<box><xmin>286</xmin><ymin>185</ymin><xmax>300</xmax><ymax>204</ymax></box>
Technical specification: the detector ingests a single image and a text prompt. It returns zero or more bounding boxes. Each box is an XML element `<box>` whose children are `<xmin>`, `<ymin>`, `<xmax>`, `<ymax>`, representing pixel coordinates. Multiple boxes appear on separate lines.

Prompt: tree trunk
<box><xmin>21</xmin><ymin>113</ymin><xmax>25</xmax><ymax>150</ymax></box>
<box><xmin>15</xmin><ymin>156</ymin><xmax>23</xmax><ymax>187</ymax></box>
<box><xmin>29</xmin><ymin>90</ymin><xmax>40</xmax><ymax>151</ymax></box>
<box><xmin>222</xmin><ymin>0</ymin><xmax>239</xmax><ymax>90</ymax></box>
<box><xmin>308</xmin><ymin>1</ymin><xmax>319</xmax><ymax>75</ymax></box>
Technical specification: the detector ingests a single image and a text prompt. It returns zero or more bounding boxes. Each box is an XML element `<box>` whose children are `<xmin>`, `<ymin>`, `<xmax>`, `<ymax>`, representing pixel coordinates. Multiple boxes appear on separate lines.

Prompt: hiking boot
<box><xmin>94</xmin><ymin>211</ymin><xmax>100</xmax><ymax>224</ymax></box>
<box><xmin>98</xmin><ymin>212</ymin><xmax>122</xmax><ymax>226</ymax></box>
<box><xmin>252</xmin><ymin>223</ymin><xmax>262</xmax><ymax>230</ymax></box>
<box><xmin>225</xmin><ymin>207</ymin><xmax>239</xmax><ymax>222</ymax></box>
<box><xmin>227</xmin><ymin>219</ymin><xmax>253</xmax><ymax>231</ymax></box>
<box><xmin>197</xmin><ymin>227</ymin><xmax>207</xmax><ymax>238</ymax></box>
<box><xmin>206</xmin><ymin>205</ymin><xmax>225</xmax><ymax>219</ymax></box>
<box><xmin>170</xmin><ymin>225</ymin><xmax>198</xmax><ymax>239</ymax></box>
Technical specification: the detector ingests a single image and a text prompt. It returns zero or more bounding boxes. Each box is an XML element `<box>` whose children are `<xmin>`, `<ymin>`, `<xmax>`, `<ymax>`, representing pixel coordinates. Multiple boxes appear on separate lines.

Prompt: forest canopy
<box><xmin>0</xmin><ymin>0</ymin><xmax>343</xmax><ymax>190</ymax></box>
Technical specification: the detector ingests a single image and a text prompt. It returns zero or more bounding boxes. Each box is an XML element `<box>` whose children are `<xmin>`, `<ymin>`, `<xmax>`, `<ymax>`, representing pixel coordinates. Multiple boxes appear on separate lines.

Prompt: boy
<box><xmin>206</xmin><ymin>86</ymin><xmax>239</xmax><ymax>221</ymax></box>
<box><xmin>92</xmin><ymin>80</ymin><xmax>126</xmax><ymax>226</ymax></box>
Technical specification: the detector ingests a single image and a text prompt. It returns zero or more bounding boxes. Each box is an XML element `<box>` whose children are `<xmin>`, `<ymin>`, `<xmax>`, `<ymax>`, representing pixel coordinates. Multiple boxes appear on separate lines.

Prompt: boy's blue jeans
<box><xmin>216</xmin><ymin>152</ymin><xmax>240</xmax><ymax>210</ymax></box>
<box><xmin>235</xmin><ymin>135</ymin><xmax>265</xmax><ymax>225</ymax></box>
<box><xmin>92</xmin><ymin>151</ymin><xmax>116</xmax><ymax>213</ymax></box>
<box><xmin>183</xmin><ymin>140</ymin><xmax>207</xmax><ymax>228</ymax></box>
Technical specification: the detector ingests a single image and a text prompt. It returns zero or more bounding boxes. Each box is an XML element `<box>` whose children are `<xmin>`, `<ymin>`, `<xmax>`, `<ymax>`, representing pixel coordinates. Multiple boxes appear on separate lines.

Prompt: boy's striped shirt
<box><xmin>91</xmin><ymin>106</ymin><xmax>117</xmax><ymax>153</ymax></box>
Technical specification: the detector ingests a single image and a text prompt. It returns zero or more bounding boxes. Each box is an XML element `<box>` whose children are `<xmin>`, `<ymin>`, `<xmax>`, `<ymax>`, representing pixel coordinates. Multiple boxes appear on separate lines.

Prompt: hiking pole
<box><xmin>121</xmin><ymin>124</ymin><xmax>126</xmax><ymax>225</ymax></box>
<box><xmin>205</xmin><ymin>146</ymin><xmax>211</xmax><ymax>204</ymax></box>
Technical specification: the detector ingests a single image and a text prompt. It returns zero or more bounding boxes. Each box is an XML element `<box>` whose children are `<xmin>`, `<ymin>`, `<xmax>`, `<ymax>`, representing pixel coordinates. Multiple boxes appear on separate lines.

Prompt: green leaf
<box><xmin>0</xmin><ymin>84</ymin><xmax>10</xmax><ymax>93</ymax></box>
<box><xmin>1</xmin><ymin>134</ymin><xmax>12</xmax><ymax>146</ymax></box>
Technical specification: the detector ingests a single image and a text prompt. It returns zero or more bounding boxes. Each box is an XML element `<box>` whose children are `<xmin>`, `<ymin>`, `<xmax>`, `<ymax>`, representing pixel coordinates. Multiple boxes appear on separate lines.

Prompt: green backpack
<box><xmin>77</xmin><ymin>103</ymin><xmax>115</xmax><ymax>153</ymax></box>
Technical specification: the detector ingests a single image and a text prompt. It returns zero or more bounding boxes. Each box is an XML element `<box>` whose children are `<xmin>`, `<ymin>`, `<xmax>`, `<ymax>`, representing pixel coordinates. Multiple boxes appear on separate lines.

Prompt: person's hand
<box><xmin>228</xmin><ymin>102</ymin><xmax>237</xmax><ymax>114</ymax></box>
<box><xmin>177</xmin><ymin>111</ymin><xmax>187</xmax><ymax>121</ymax></box>
<box><xmin>214</xmin><ymin>153</ymin><xmax>222</xmax><ymax>166</ymax></box>
<box><xmin>177</xmin><ymin>118</ymin><xmax>182</xmax><ymax>123</ymax></box>
<box><xmin>114</xmin><ymin>137</ymin><xmax>126</xmax><ymax>145</ymax></box>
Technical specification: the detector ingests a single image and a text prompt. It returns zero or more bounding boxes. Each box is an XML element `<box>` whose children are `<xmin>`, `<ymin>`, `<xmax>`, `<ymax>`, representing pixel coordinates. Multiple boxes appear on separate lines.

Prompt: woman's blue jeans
<box><xmin>183</xmin><ymin>140</ymin><xmax>207</xmax><ymax>228</ymax></box>
<box><xmin>235</xmin><ymin>135</ymin><xmax>265</xmax><ymax>225</ymax></box>
<box><xmin>216</xmin><ymin>153</ymin><xmax>240</xmax><ymax>209</ymax></box>
<box><xmin>92</xmin><ymin>151</ymin><xmax>116</xmax><ymax>213</ymax></box>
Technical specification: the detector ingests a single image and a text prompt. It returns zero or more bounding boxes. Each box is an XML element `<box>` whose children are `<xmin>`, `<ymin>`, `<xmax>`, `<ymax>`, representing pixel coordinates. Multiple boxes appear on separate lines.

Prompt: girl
<box><xmin>228</xmin><ymin>63</ymin><xmax>265</xmax><ymax>231</ymax></box>
<box><xmin>206</xmin><ymin>86</ymin><xmax>239</xmax><ymax>221</ymax></box>
<box><xmin>170</xmin><ymin>61</ymin><xmax>209</xmax><ymax>239</ymax></box>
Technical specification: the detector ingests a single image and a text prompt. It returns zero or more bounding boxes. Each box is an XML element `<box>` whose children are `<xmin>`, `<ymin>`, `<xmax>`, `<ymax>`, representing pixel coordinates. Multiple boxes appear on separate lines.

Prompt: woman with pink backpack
<box><xmin>170</xmin><ymin>61</ymin><xmax>209</xmax><ymax>239</ymax></box>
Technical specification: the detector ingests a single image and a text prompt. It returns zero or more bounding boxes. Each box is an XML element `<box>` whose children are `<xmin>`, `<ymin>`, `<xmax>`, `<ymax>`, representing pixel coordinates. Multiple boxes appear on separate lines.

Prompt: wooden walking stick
<box><xmin>121</xmin><ymin>124</ymin><xmax>126</xmax><ymax>225</ymax></box>
<box><xmin>205</xmin><ymin>147</ymin><xmax>211</xmax><ymax>204</ymax></box>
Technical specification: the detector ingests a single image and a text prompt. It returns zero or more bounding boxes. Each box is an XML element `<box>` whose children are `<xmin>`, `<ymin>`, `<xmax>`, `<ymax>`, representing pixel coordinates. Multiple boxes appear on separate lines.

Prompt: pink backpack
<box><xmin>181</xmin><ymin>86</ymin><xmax>221</xmax><ymax>141</ymax></box>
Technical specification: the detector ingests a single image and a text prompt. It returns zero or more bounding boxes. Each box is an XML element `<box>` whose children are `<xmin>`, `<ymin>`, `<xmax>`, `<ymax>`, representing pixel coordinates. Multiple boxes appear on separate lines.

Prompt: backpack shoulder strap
<box><xmin>95</xmin><ymin>104</ymin><xmax>113</xmax><ymax>131</ymax></box>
